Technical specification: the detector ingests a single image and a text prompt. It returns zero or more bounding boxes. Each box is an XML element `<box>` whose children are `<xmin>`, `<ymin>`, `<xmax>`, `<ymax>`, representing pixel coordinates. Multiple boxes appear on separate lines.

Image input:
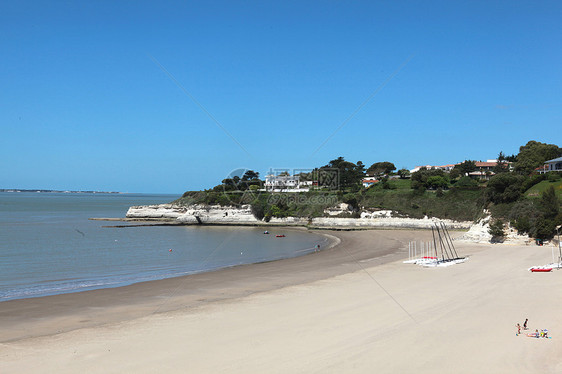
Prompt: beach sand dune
<box><xmin>1</xmin><ymin>230</ymin><xmax>561</xmax><ymax>373</ymax></box>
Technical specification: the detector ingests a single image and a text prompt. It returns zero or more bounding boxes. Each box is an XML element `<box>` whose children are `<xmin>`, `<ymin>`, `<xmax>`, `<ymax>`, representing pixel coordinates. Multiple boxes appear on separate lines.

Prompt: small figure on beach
<box><xmin>523</xmin><ymin>318</ymin><xmax>528</xmax><ymax>330</ymax></box>
<box><xmin>315</xmin><ymin>244</ymin><xmax>320</xmax><ymax>252</ymax></box>
<box><xmin>526</xmin><ymin>330</ymin><xmax>540</xmax><ymax>338</ymax></box>
<box><xmin>516</xmin><ymin>323</ymin><xmax>521</xmax><ymax>335</ymax></box>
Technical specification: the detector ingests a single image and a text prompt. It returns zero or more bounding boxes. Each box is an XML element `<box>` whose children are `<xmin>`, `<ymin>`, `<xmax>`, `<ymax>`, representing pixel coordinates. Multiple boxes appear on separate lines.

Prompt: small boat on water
<box><xmin>263</xmin><ymin>231</ymin><xmax>269</xmax><ymax>234</ymax></box>
<box><xmin>275</xmin><ymin>234</ymin><xmax>285</xmax><ymax>238</ymax></box>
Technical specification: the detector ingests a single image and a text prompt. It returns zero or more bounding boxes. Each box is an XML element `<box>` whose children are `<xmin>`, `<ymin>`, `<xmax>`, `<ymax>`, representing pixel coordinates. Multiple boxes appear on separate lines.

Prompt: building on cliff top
<box><xmin>265</xmin><ymin>174</ymin><xmax>312</xmax><ymax>192</ymax></box>
<box><xmin>543</xmin><ymin>157</ymin><xmax>562</xmax><ymax>173</ymax></box>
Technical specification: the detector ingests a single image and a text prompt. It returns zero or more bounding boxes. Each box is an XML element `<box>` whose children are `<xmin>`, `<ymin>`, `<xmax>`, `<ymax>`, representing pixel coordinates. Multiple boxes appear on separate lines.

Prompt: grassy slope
<box><xmin>525</xmin><ymin>179</ymin><xmax>562</xmax><ymax>198</ymax></box>
<box><xmin>359</xmin><ymin>179</ymin><xmax>483</xmax><ymax>221</ymax></box>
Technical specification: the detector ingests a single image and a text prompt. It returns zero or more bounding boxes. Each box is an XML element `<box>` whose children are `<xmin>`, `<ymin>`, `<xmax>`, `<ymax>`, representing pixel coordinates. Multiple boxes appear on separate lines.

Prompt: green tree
<box><xmin>485</xmin><ymin>173</ymin><xmax>526</xmax><ymax>204</ymax></box>
<box><xmin>541</xmin><ymin>186</ymin><xmax>560</xmax><ymax>219</ymax></box>
<box><xmin>449</xmin><ymin>168</ymin><xmax>461</xmax><ymax>180</ymax></box>
<box><xmin>505</xmin><ymin>154</ymin><xmax>517</xmax><ymax>162</ymax></box>
<box><xmin>320</xmin><ymin>157</ymin><xmax>363</xmax><ymax>190</ymax></box>
<box><xmin>488</xmin><ymin>218</ymin><xmax>506</xmax><ymax>242</ymax></box>
<box><xmin>455</xmin><ymin>160</ymin><xmax>477</xmax><ymax>176</ymax></box>
<box><xmin>356</xmin><ymin>161</ymin><xmax>366</xmax><ymax>174</ymax></box>
<box><xmin>494</xmin><ymin>151</ymin><xmax>510</xmax><ymax>174</ymax></box>
<box><xmin>514</xmin><ymin>140</ymin><xmax>562</xmax><ymax>175</ymax></box>
<box><xmin>426</xmin><ymin>176</ymin><xmax>448</xmax><ymax>189</ymax></box>
<box><xmin>366</xmin><ymin>161</ymin><xmax>396</xmax><ymax>177</ymax></box>
<box><xmin>397</xmin><ymin>168</ymin><xmax>411</xmax><ymax>179</ymax></box>
<box><xmin>354</xmin><ymin>161</ymin><xmax>367</xmax><ymax>186</ymax></box>
<box><xmin>411</xmin><ymin>167</ymin><xmax>428</xmax><ymax>191</ymax></box>
<box><xmin>534</xmin><ymin>217</ymin><xmax>557</xmax><ymax>240</ymax></box>
<box><xmin>411</xmin><ymin>168</ymin><xmax>448</xmax><ymax>190</ymax></box>
<box><xmin>221</xmin><ymin>176</ymin><xmax>241</xmax><ymax>191</ymax></box>
<box><xmin>454</xmin><ymin>176</ymin><xmax>478</xmax><ymax>188</ymax></box>
<box><xmin>547</xmin><ymin>171</ymin><xmax>562</xmax><ymax>182</ymax></box>
<box><xmin>242</xmin><ymin>170</ymin><xmax>260</xmax><ymax>181</ymax></box>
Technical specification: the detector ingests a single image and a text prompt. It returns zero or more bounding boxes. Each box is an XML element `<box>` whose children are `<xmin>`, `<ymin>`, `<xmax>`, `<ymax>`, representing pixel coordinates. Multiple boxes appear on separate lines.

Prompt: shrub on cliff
<box><xmin>454</xmin><ymin>176</ymin><xmax>478</xmax><ymax>189</ymax></box>
<box><xmin>488</xmin><ymin>218</ymin><xmax>506</xmax><ymax>242</ymax></box>
<box><xmin>541</xmin><ymin>186</ymin><xmax>560</xmax><ymax>219</ymax></box>
<box><xmin>485</xmin><ymin>173</ymin><xmax>526</xmax><ymax>204</ymax></box>
<box><xmin>411</xmin><ymin>168</ymin><xmax>449</xmax><ymax>190</ymax></box>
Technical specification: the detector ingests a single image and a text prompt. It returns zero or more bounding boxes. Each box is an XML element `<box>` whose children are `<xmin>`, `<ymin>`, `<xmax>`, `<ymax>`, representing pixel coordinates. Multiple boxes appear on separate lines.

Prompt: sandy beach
<box><xmin>1</xmin><ymin>229</ymin><xmax>561</xmax><ymax>373</ymax></box>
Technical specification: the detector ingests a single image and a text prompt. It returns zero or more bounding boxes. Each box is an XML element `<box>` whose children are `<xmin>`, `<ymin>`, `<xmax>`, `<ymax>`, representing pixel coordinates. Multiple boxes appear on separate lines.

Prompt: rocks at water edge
<box><xmin>126</xmin><ymin>204</ymin><xmax>472</xmax><ymax>230</ymax></box>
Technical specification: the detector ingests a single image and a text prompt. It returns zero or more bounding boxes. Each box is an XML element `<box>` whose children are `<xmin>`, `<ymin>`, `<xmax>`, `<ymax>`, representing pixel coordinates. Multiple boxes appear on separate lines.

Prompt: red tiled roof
<box><xmin>475</xmin><ymin>161</ymin><xmax>497</xmax><ymax>167</ymax></box>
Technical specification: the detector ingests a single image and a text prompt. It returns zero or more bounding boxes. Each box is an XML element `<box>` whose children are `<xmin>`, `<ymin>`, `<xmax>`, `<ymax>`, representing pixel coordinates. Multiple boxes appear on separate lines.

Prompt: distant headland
<box><xmin>0</xmin><ymin>189</ymin><xmax>121</xmax><ymax>194</ymax></box>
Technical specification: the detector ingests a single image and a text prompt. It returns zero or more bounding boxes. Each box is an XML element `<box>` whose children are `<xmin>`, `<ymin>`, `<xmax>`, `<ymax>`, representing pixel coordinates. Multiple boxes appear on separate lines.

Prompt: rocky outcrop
<box><xmin>176</xmin><ymin>205</ymin><xmax>260</xmax><ymax>224</ymax></box>
<box><xmin>324</xmin><ymin>203</ymin><xmax>352</xmax><ymax>216</ymax></box>
<box><xmin>311</xmin><ymin>216</ymin><xmax>470</xmax><ymax>229</ymax></box>
<box><xmin>126</xmin><ymin>204</ymin><xmax>258</xmax><ymax>223</ymax></box>
<box><xmin>455</xmin><ymin>215</ymin><xmax>533</xmax><ymax>245</ymax></box>
<box><xmin>126</xmin><ymin>204</ymin><xmax>187</xmax><ymax>219</ymax></box>
<box><xmin>123</xmin><ymin>204</ymin><xmax>538</xmax><ymax>243</ymax></box>
<box><xmin>126</xmin><ymin>204</ymin><xmax>472</xmax><ymax>230</ymax></box>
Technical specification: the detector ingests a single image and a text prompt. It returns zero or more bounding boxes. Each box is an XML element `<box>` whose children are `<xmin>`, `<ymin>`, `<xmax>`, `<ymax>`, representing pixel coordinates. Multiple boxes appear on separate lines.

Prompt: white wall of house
<box><xmin>545</xmin><ymin>157</ymin><xmax>562</xmax><ymax>172</ymax></box>
<box><xmin>265</xmin><ymin>175</ymin><xmax>302</xmax><ymax>191</ymax></box>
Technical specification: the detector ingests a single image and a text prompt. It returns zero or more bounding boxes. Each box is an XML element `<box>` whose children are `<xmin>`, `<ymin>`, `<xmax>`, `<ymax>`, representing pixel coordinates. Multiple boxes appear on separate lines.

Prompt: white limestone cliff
<box><xmin>126</xmin><ymin>204</ymin><xmax>471</xmax><ymax>229</ymax></box>
<box><xmin>455</xmin><ymin>215</ymin><xmax>533</xmax><ymax>245</ymax></box>
<box><xmin>126</xmin><ymin>204</ymin><xmax>186</xmax><ymax>219</ymax></box>
<box><xmin>176</xmin><ymin>205</ymin><xmax>260</xmax><ymax>224</ymax></box>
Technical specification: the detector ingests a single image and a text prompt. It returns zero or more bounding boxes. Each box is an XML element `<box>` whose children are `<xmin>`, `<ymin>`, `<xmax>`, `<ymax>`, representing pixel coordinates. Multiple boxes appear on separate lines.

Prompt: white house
<box><xmin>265</xmin><ymin>174</ymin><xmax>311</xmax><ymax>192</ymax></box>
<box><xmin>299</xmin><ymin>180</ymin><xmax>313</xmax><ymax>188</ymax></box>
<box><xmin>409</xmin><ymin>164</ymin><xmax>456</xmax><ymax>174</ymax></box>
<box><xmin>544</xmin><ymin>157</ymin><xmax>562</xmax><ymax>172</ymax></box>
<box><xmin>362</xmin><ymin>178</ymin><xmax>379</xmax><ymax>188</ymax></box>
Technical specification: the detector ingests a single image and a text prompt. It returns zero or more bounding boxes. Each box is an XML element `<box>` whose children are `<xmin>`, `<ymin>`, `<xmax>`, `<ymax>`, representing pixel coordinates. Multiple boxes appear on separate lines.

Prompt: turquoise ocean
<box><xmin>0</xmin><ymin>192</ymin><xmax>328</xmax><ymax>301</ymax></box>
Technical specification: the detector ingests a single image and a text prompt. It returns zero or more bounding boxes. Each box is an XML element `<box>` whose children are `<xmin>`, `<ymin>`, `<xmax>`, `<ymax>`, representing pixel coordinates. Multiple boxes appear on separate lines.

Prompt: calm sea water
<box><xmin>0</xmin><ymin>192</ymin><xmax>328</xmax><ymax>301</ymax></box>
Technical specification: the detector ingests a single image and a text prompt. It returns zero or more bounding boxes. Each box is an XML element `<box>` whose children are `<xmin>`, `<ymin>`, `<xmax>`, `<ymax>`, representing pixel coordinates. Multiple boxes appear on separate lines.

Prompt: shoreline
<box><xmin>93</xmin><ymin>216</ymin><xmax>472</xmax><ymax>232</ymax></box>
<box><xmin>3</xmin><ymin>231</ymin><xmax>562</xmax><ymax>372</ymax></box>
<box><xmin>0</xmin><ymin>229</ymin><xmax>412</xmax><ymax>343</ymax></box>
<box><xmin>0</xmin><ymin>225</ymin><xmax>332</xmax><ymax>303</ymax></box>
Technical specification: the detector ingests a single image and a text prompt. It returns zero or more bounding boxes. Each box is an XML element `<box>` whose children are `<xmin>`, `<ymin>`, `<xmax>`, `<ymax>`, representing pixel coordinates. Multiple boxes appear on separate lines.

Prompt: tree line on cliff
<box><xmin>178</xmin><ymin>140</ymin><xmax>562</xmax><ymax>239</ymax></box>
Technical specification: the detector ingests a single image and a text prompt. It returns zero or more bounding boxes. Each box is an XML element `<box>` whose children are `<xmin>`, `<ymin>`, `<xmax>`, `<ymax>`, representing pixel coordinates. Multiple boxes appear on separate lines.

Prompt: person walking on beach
<box><xmin>523</xmin><ymin>318</ymin><xmax>528</xmax><ymax>330</ymax></box>
<box><xmin>516</xmin><ymin>323</ymin><xmax>521</xmax><ymax>336</ymax></box>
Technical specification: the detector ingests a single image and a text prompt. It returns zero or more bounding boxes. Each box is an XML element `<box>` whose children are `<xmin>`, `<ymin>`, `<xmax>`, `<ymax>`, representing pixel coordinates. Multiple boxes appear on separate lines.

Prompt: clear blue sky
<box><xmin>1</xmin><ymin>1</ymin><xmax>561</xmax><ymax>193</ymax></box>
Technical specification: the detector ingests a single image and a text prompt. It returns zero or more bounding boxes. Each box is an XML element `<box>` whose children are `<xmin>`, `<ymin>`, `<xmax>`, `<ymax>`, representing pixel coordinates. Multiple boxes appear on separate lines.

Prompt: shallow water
<box><xmin>0</xmin><ymin>192</ymin><xmax>328</xmax><ymax>301</ymax></box>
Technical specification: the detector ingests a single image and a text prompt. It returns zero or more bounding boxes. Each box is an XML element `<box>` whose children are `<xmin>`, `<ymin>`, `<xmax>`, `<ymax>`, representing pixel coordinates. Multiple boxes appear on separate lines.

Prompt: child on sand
<box><xmin>516</xmin><ymin>323</ymin><xmax>521</xmax><ymax>335</ymax></box>
<box><xmin>523</xmin><ymin>318</ymin><xmax>528</xmax><ymax>330</ymax></box>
